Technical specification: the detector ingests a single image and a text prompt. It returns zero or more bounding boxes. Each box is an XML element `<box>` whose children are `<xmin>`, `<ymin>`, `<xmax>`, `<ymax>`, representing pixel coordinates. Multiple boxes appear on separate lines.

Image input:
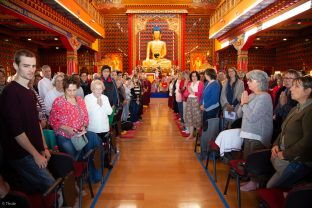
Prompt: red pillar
<box><xmin>181</xmin><ymin>14</ymin><xmax>186</xmax><ymax>71</ymax></box>
<box><xmin>67</xmin><ymin>50</ymin><xmax>78</xmax><ymax>75</ymax></box>
<box><xmin>237</xmin><ymin>50</ymin><xmax>248</xmax><ymax>73</ymax></box>
<box><xmin>128</xmin><ymin>14</ymin><xmax>133</xmax><ymax>75</ymax></box>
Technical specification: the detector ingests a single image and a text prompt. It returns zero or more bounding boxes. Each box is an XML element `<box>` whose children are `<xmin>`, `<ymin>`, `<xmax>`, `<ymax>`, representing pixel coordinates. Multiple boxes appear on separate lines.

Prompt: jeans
<box><xmin>56</xmin><ymin>134</ymin><xmax>80</xmax><ymax>160</ymax></box>
<box><xmin>122</xmin><ymin>101</ymin><xmax>130</xmax><ymax>121</ymax></box>
<box><xmin>202</xmin><ymin>107</ymin><xmax>219</xmax><ymax>131</ymax></box>
<box><xmin>130</xmin><ymin>100</ymin><xmax>139</xmax><ymax>122</ymax></box>
<box><xmin>177</xmin><ymin>102</ymin><xmax>183</xmax><ymax>123</ymax></box>
<box><xmin>56</xmin><ymin>131</ymin><xmax>101</xmax><ymax>160</ymax></box>
<box><xmin>9</xmin><ymin>155</ymin><xmax>55</xmax><ymax>193</ymax></box>
<box><xmin>267</xmin><ymin>160</ymin><xmax>312</xmax><ymax>188</ymax></box>
<box><xmin>85</xmin><ymin>131</ymin><xmax>103</xmax><ymax>184</ymax></box>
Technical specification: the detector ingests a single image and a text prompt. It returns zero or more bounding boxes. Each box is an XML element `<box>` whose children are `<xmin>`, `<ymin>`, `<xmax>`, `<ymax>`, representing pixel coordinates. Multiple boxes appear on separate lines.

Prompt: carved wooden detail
<box><xmin>6</xmin><ymin>0</ymin><xmax>97</xmax><ymax>44</ymax></box>
<box><xmin>217</xmin><ymin>0</ymin><xmax>301</xmax><ymax>41</ymax></box>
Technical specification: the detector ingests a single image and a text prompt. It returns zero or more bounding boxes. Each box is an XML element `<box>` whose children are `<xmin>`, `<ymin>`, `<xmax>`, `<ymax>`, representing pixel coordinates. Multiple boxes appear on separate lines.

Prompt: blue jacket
<box><xmin>200</xmin><ymin>80</ymin><xmax>221</xmax><ymax>111</ymax></box>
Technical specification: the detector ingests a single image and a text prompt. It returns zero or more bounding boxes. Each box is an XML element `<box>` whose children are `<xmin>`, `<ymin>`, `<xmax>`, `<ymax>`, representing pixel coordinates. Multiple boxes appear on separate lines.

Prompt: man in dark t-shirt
<box><xmin>0</xmin><ymin>49</ymin><xmax>54</xmax><ymax>193</ymax></box>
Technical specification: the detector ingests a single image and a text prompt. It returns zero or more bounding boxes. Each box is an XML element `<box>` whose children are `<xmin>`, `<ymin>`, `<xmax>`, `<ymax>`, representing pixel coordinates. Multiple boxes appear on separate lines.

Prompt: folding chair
<box><xmin>223</xmin><ymin>149</ymin><xmax>273</xmax><ymax>208</ymax></box>
<box><xmin>43</xmin><ymin>130</ymin><xmax>95</xmax><ymax>208</ymax></box>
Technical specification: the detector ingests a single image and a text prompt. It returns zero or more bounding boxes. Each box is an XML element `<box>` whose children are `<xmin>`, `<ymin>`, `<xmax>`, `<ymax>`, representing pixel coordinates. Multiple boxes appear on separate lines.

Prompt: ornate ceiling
<box><xmin>252</xmin><ymin>11</ymin><xmax>312</xmax><ymax>49</ymax></box>
<box><xmin>93</xmin><ymin>0</ymin><xmax>221</xmax><ymax>15</ymax></box>
<box><xmin>0</xmin><ymin>11</ymin><xmax>63</xmax><ymax>48</ymax></box>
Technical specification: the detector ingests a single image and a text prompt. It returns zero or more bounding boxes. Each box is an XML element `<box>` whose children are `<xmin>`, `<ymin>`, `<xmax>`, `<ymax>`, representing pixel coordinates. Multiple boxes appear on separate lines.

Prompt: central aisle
<box><xmin>93</xmin><ymin>98</ymin><xmax>225</xmax><ymax>207</ymax></box>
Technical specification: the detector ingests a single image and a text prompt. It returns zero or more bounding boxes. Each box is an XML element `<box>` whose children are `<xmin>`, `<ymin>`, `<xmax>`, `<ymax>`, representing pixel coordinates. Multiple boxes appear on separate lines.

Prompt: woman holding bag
<box><xmin>49</xmin><ymin>77</ymin><xmax>101</xmax><ymax>160</ymax></box>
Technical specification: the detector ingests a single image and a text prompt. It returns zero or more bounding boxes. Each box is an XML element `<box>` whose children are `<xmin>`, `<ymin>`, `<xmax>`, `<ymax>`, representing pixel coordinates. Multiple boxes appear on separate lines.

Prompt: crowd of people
<box><xmin>0</xmin><ymin>48</ymin><xmax>311</xmax><ymax>206</ymax></box>
<box><xmin>168</xmin><ymin>67</ymin><xmax>312</xmax><ymax>194</ymax></box>
<box><xmin>0</xmin><ymin>49</ymin><xmax>152</xmax><ymax>207</ymax></box>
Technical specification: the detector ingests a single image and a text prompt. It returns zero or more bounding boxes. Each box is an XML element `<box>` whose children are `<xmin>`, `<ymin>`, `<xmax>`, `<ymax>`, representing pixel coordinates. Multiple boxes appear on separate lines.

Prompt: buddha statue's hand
<box><xmin>154</xmin><ymin>53</ymin><xmax>160</xmax><ymax>59</ymax></box>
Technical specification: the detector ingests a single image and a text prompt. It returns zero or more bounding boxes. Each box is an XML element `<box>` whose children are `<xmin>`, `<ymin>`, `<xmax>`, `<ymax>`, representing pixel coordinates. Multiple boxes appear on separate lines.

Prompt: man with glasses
<box><xmin>273</xmin><ymin>69</ymin><xmax>300</xmax><ymax>140</ymax></box>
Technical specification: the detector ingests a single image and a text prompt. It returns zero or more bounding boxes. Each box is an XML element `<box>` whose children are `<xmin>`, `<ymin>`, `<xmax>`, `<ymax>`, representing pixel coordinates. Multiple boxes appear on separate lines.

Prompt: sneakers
<box><xmin>240</xmin><ymin>181</ymin><xmax>259</xmax><ymax>192</ymax></box>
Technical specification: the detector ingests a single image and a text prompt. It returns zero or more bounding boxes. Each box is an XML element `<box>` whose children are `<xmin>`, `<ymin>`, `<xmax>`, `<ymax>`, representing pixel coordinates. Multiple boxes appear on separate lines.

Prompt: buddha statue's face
<box><xmin>153</xmin><ymin>31</ymin><xmax>161</xmax><ymax>40</ymax></box>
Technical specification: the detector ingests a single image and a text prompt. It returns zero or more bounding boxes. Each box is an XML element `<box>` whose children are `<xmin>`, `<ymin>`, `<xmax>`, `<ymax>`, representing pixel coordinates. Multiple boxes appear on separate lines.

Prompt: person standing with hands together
<box><xmin>236</xmin><ymin>70</ymin><xmax>273</xmax><ymax>192</ymax></box>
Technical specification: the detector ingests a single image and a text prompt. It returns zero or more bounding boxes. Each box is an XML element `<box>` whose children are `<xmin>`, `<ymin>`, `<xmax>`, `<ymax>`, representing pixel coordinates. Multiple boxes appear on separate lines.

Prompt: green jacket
<box><xmin>274</xmin><ymin>99</ymin><xmax>312</xmax><ymax>164</ymax></box>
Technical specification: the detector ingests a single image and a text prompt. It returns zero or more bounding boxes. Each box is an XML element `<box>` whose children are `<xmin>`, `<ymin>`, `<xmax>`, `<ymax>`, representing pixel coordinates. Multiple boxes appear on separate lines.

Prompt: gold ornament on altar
<box><xmin>142</xmin><ymin>26</ymin><xmax>172</xmax><ymax>73</ymax></box>
<box><xmin>135</xmin><ymin>14</ymin><xmax>179</xmax><ymax>34</ymax></box>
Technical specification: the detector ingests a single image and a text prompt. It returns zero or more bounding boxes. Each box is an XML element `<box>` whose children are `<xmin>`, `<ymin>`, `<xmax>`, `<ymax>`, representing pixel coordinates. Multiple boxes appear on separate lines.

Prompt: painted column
<box><xmin>128</xmin><ymin>14</ymin><xmax>133</xmax><ymax>75</ymax></box>
<box><xmin>237</xmin><ymin>50</ymin><xmax>248</xmax><ymax>73</ymax></box>
<box><xmin>181</xmin><ymin>14</ymin><xmax>186</xmax><ymax>71</ymax></box>
<box><xmin>67</xmin><ymin>50</ymin><xmax>78</xmax><ymax>75</ymax></box>
<box><xmin>94</xmin><ymin>51</ymin><xmax>99</xmax><ymax>73</ymax></box>
<box><xmin>214</xmin><ymin>51</ymin><xmax>219</xmax><ymax>71</ymax></box>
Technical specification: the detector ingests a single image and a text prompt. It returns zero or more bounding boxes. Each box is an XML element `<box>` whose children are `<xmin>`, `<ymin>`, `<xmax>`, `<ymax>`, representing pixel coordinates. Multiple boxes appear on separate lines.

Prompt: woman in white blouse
<box><xmin>44</xmin><ymin>72</ymin><xmax>65</xmax><ymax>116</ymax></box>
<box><xmin>85</xmin><ymin>80</ymin><xmax>113</xmax><ymax>137</ymax></box>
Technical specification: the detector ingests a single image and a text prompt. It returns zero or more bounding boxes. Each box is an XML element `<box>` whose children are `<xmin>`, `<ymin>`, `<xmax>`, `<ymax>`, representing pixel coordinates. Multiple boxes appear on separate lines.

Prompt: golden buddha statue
<box><xmin>192</xmin><ymin>56</ymin><xmax>202</xmax><ymax>70</ymax></box>
<box><xmin>143</xmin><ymin>26</ymin><xmax>171</xmax><ymax>72</ymax></box>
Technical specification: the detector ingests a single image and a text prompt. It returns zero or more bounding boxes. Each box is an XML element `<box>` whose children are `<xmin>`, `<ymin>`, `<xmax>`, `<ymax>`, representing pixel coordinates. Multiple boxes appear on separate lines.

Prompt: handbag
<box><xmin>70</xmin><ymin>100</ymin><xmax>88</xmax><ymax>151</ymax></box>
<box><xmin>71</xmin><ymin>134</ymin><xmax>88</xmax><ymax>151</ymax></box>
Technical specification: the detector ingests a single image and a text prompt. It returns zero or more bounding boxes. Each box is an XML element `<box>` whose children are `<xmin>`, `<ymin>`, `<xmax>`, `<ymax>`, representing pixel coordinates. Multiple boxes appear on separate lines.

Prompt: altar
<box><xmin>127</xmin><ymin>11</ymin><xmax>186</xmax><ymax>73</ymax></box>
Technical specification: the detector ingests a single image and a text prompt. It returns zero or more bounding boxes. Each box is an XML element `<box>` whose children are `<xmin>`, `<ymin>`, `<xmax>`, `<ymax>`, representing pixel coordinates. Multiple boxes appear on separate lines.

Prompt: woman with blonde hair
<box><xmin>44</xmin><ymin>72</ymin><xmax>65</xmax><ymax>115</ymax></box>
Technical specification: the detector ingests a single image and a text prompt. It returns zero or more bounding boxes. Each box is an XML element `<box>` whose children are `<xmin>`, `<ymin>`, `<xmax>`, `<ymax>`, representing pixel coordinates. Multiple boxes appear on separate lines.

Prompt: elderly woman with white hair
<box><xmin>85</xmin><ymin>80</ymin><xmax>113</xmax><ymax>136</ymax></box>
<box><xmin>238</xmin><ymin>69</ymin><xmax>273</xmax><ymax>191</ymax></box>
<box><xmin>44</xmin><ymin>72</ymin><xmax>65</xmax><ymax>115</ymax></box>
<box><xmin>85</xmin><ymin>80</ymin><xmax>113</xmax><ymax>171</ymax></box>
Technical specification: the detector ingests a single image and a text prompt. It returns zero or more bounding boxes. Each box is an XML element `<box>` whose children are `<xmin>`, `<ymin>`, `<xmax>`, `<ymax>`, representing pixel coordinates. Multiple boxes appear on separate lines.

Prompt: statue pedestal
<box><xmin>142</xmin><ymin>59</ymin><xmax>171</xmax><ymax>73</ymax></box>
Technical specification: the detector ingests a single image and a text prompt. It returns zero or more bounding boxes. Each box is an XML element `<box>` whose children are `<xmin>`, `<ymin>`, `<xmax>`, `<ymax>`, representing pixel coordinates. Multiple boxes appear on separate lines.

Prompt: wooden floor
<box><xmin>83</xmin><ymin>98</ymin><xmax>258</xmax><ymax>208</ymax></box>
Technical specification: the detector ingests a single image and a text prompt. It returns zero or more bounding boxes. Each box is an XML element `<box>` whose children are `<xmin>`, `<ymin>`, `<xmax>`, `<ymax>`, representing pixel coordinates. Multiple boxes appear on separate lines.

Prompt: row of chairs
<box><xmin>194</xmin><ymin>118</ymin><xmax>312</xmax><ymax>208</ymax></box>
<box><xmin>43</xmin><ymin>129</ymin><xmax>115</xmax><ymax>208</ymax></box>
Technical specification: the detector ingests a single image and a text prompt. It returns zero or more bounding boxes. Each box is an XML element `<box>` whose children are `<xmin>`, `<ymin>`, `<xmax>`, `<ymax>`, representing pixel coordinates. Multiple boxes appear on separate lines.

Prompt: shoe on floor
<box><xmin>240</xmin><ymin>181</ymin><xmax>259</xmax><ymax>192</ymax></box>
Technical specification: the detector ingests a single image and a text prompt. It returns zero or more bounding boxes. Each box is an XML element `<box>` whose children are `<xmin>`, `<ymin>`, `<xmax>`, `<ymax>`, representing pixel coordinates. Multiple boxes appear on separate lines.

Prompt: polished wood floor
<box><xmin>83</xmin><ymin>98</ymin><xmax>258</xmax><ymax>208</ymax></box>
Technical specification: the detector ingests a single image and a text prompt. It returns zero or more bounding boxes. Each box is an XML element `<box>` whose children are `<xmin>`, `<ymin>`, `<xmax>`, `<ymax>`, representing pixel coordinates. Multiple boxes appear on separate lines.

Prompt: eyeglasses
<box><xmin>283</xmin><ymin>77</ymin><xmax>294</xmax><ymax>80</ymax></box>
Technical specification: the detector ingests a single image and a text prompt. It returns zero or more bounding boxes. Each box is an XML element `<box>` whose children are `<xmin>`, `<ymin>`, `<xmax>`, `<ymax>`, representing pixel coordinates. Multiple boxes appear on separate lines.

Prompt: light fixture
<box><xmin>297</xmin><ymin>21</ymin><xmax>302</xmax><ymax>25</ymax></box>
<box><xmin>283</xmin><ymin>38</ymin><xmax>287</xmax><ymax>41</ymax></box>
<box><xmin>256</xmin><ymin>37</ymin><xmax>260</xmax><ymax>40</ymax></box>
<box><xmin>210</xmin><ymin>0</ymin><xmax>265</xmax><ymax>39</ymax></box>
<box><xmin>54</xmin><ymin>37</ymin><xmax>58</xmax><ymax>41</ymax></box>
<box><xmin>274</xmin><ymin>71</ymin><xmax>281</xmax><ymax>75</ymax></box>
<box><xmin>27</xmin><ymin>38</ymin><xmax>31</xmax><ymax>41</ymax></box>
<box><xmin>255</xmin><ymin>46</ymin><xmax>258</xmax><ymax>49</ymax></box>
<box><xmin>91</xmin><ymin>19</ymin><xmax>95</xmax><ymax>23</ymax></box>
<box><xmin>244</xmin><ymin>27</ymin><xmax>257</xmax><ymax>43</ymax></box>
<box><xmin>55</xmin><ymin>46</ymin><xmax>59</xmax><ymax>50</ymax></box>
<box><xmin>221</xmin><ymin>41</ymin><xmax>230</xmax><ymax>49</ymax></box>
<box><xmin>305</xmin><ymin>38</ymin><xmax>310</xmax><ymax>42</ymax></box>
<box><xmin>4</xmin><ymin>38</ymin><xmax>9</xmax><ymax>42</ymax></box>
